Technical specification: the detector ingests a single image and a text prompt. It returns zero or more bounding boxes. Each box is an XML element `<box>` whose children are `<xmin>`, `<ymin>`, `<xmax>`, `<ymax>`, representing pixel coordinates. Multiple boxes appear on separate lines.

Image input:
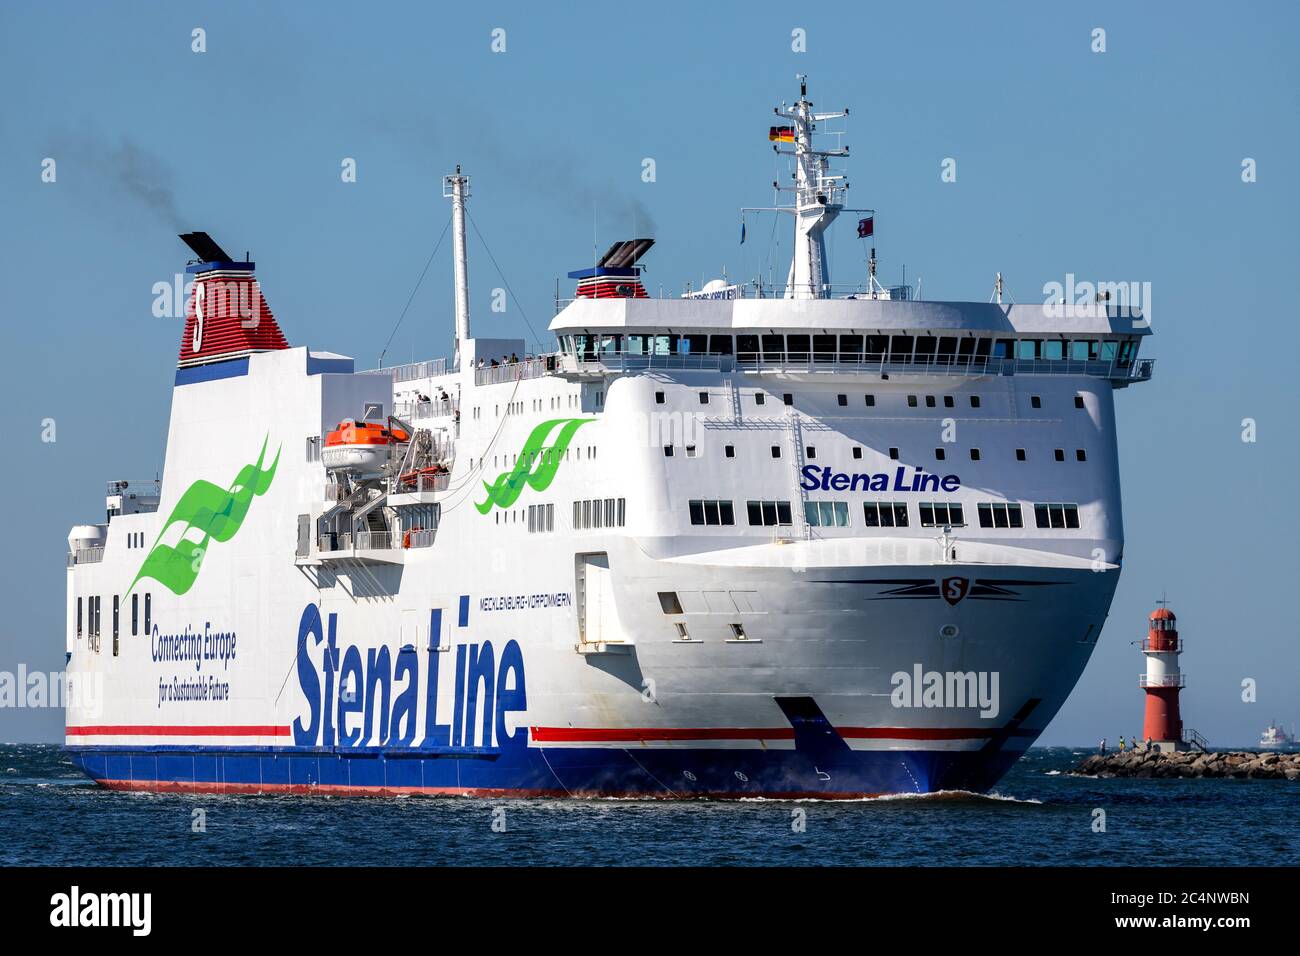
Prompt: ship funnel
<box><xmin>177</xmin><ymin>232</ymin><xmax>289</xmax><ymax>370</ymax></box>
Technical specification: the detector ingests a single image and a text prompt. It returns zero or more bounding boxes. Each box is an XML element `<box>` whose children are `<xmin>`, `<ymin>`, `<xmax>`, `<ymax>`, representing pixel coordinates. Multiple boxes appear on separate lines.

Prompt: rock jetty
<box><xmin>1074</xmin><ymin>749</ymin><xmax>1300</xmax><ymax>780</ymax></box>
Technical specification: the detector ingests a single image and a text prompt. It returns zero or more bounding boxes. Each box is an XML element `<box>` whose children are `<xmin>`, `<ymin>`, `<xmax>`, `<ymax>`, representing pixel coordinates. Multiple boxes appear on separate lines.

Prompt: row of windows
<box><xmin>573</xmin><ymin>497</ymin><xmax>627</xmax><ymax>530</ymax></box>
<box><xmin>1034</xmin><ymin>503</ymin><xmax>1081</xmax><ymax>529</ymax></box>
<box><xmin>526</xmin><ymin>503</ymin><xmax>555</xmax><ymax>533</ymax></box>
<box><xmin>659</xmin><ymin>389</ymin><xmax>1093</xmax><ymax>412</ymax></box>
<box><xmin>667</xmin><ymin>442</ymin><xmax>1087</xmax><ymax>463</ymax></box>
<box><xmin>566</xmin><ymin>332</ymin><xmax>1138</xmax><ymax>365</ymax></box>
<box><xmin>75</xmin><ymin>592</ymin><xmax>151</xmax><ymax>657</ymax></box>
<box><xmin>684</xmin><ymin>499</ymin><xmax>1081</xmax><ymax>531</ymax></box>
<box><xmin>124</xmin><ymin>531</ymin><xmax>148</xmax><ymax>549</ymax></box>
<box><xmin>688</xmin><ymin>499</ymin><xmax>735</xmax><ymax>526</ymax></box>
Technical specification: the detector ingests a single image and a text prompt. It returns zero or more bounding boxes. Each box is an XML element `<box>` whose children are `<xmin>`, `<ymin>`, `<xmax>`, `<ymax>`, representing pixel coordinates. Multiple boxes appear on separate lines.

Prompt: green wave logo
<box><xmin>128</xmin><ymin>435</ymin><xmax>281</xmax><ymax>596</ymax></box>
<box><xmin>476</xmin><ymin>417</ymin><xmax>593</xmax><ymax>514</ymax></box>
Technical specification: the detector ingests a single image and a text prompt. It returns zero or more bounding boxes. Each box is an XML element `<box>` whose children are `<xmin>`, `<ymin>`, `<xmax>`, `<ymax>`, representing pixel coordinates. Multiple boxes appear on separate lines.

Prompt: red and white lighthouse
<box><xmin>1140</xmin><ymin>602</ymin><xmax>1186</xmax><ymax>751</ymax></box>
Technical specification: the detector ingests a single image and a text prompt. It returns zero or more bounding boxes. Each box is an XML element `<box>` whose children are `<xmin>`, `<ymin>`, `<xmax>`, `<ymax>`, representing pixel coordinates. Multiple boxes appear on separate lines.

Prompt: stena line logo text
<box><xmin>293</xmin><ymin>604</ymin><xmax>526</xmax><ymax>751</ymax></box>
<box><xmin>800</xmin><ymin>464</ymin><xmax>960</xmax><ymax>493</ymax></box>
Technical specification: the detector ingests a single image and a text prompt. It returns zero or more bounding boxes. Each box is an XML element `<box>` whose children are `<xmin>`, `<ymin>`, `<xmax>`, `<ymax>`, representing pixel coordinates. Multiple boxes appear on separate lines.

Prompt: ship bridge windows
<box><xmin>839</xmin><ymin>334</ymin><xmax>864</xmax><ymax>361</ymax></box>
<box><xmin>787</xmin><ymin>334</ymin><xmax>810</xmax><ymax>363</ymax></box>
<box><xmin>737</xmin><ymin>334</ymin><xmax>760</xmax><ymax>362</ymax></box>
<box><xmin>889</xmin><ymin>335</ymin><xmax>914</xmax><ymax>362</ymax></box>
<box><xmin>682</xmin><ymin>333</ymin><xmax>708</xmax><ymax>355</ymax></box>
<box><xmin>1034</xmin><ymin>503</ymin><xmax>1080</xmax><ymax>529</ymax></box>
<box><xmin>915</xmin><ymin>337</ymin><xmax>937</xmax><ymax>362</ymax></box>
<box><xmin>865</xmin><ymin>335</ymin><xmax>889</xmax><ymax>361</ymax></box>
<box><xmin>813</xmin><ymin>334</ymin><xmax>837</xmax><ymax>363</ymax></box>
<box><xmin>761</xmin><ymin>334</ymin><xmax>784</xmax><ymax>362</ymax></box>
<box><xmin>709</xmin><ymin>335</ymin><xmax>733</xmax><ymax>356</ymax></box>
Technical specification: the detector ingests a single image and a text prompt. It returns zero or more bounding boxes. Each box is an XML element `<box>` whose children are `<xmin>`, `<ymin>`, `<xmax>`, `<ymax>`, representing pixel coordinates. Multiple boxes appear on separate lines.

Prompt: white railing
<box><xmin>106</xmin><ymin>479</ymin><xmax>161</xmax><ymax>496</ymax></box>
<box><xmin>68</xmin><ymin>547</ymin><xmax>105</xmax><ymax>567</ymax></box>
<box><xmin>473</xmin><ymin>356</ymin><xmax>556</xmax><ymax>386</ymax></box>
<box><xmin>362</xmin><ymin>359</ymin><xmax>448</xmax><ymax>382</ymax></box>
<box><xmin>1139</xmin><ymin>674</ymin><xmax>1186</xmax><ymax>688</ymax></box>
<box><xmin>317</xmin><ymin>529</ymin><xmax>435</xmax><ymax>553</ymax></box>
<box><xmin>395</xmin><ymin>398</ymin><xmax>458</xmax><ymax>421</ymax></box>
<box><xmin>394</xmin><ymin>472</ymin><xmax>450</xmax><ymax>495</ymax></box>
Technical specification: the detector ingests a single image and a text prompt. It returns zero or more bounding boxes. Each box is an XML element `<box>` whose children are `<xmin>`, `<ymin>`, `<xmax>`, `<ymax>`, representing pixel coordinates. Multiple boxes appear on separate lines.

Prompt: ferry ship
<box><xmin>1259</xmin><ymin>722</ymin><xmax>1294</xmax><ymax>749</ymax></box>
<box><xmin>63</xmin><ymin>80</ymin><xmax>1153</xmax><ymax>797</ymax></box>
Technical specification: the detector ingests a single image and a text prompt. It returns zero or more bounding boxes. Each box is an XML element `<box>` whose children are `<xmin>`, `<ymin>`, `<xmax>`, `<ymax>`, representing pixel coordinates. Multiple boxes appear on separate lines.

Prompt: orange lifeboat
<box><xmin>322</xmin><ymin>418</ymin><xmax>410</xmax><ymax>476</ymax></box>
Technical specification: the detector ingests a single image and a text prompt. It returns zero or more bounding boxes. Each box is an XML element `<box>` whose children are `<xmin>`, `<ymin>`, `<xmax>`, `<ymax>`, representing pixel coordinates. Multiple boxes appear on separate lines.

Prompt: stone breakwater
<box><xmin>1074</xmin><ymin>749</ymin><xmax>1300</xmax><ymax>780</ymax></box>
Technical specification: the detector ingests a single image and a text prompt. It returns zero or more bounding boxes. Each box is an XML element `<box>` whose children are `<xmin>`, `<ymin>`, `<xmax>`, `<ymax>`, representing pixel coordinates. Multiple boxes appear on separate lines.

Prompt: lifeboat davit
<box><xmin>322</xmin><ymin>419</ymin><xmax>410</xmax><ymax>476</ymax></box>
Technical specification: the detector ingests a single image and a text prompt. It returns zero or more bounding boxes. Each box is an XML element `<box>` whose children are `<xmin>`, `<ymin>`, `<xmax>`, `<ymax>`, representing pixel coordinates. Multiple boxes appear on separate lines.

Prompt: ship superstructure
<box><xmin>63</xmin><ymin>81</ymin><xmax>1152</xmax><ymax>797</ymax></box>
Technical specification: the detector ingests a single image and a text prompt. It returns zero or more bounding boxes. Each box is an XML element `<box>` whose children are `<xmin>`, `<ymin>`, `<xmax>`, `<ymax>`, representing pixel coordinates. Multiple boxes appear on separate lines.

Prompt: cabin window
<box><xmin>919</xmin><ymin>502</ymin><xmax>965</xmax><ymax>528</ymax></box>
<box><xmin>747</xmin><ymin>500</ymin><xmax>793</xmax><ymax>527</ymax></box>
<box><xmin>132</xmin><ymin>593</ymin><xmax>139</xmax><ymax>636</ymax></box>
<box><xmin>1016</xmin><ymin>448</ymin><xmax>1026</xmax><ymax>461</ymax></box>
<box><xmin>805</xmin><ymin>446</ymin><xmax>816</xmax><ymax>460</ymax></box>
<box><xmin>658</xmin><ymin>592</ymin><xmax>683</xmax><ymax>614</ymax></box>
<box><xmin>978</xmin><ymin>503</ymin><xmax>1023</xmax><ymax>529</ymax></box>
<box><xmin>76</xmin><ymin>597</ymin><xmax>82</xmax><ymax>637</ymax></box>
<box><xmin>813</xmin><ymin>334</ymin><xmax>836</xmax><ymax>363</ymax></box>
<box><xmin>804</xmin><ymin>501</ymin><xmax>850</xmax><ymax>527</ymax></box>
<box><xmin>754</xmin><ymin>393</ymin><xmax>765</xmax><ymax>406</ymax></box>
<box><xmin>1076</xmin><ymin>449</ymin><xmax>1087</xmax><ymax>461</ymax></box>
<box><xmin>935</xmin><ymin>448</ymin><xmax>946</xmax><ymax>461</ymax></box>
<box><xmin>725</xmin><ymin>445</ymin><xmax>735</xmax><ymax>458</ymax></box>
<box><xmin>664</xmin><ymin>445</ymin><xmax>674</xmax><ymax>457</ymax></box>
<box><xmin>782</xmin><ymin>393</ymin><xmax>793</xmax><ymax>406</ymax></box>
<box><xmin>889</xmin><ymin>447</ymin><xmax>899</xmax><ymax>460</ymax></box>
<box><xmin>689</xmin><ymin>500</ymin><xmax>734</xmax><ymax>526</ymax></box>
<box><xmin>970</xmin><ymin>448</ymin><xmax>981</xmax><ymax>461</ymax></box>
<box><xmin>864</xmin><ymin>394</ymin><xmax>875</xmax><ymax>407</ymax></box>
<box><xmin>736</xmin><ymin>334</ymin><xmax>760</xmax><ymax>362</ymax></box>
<box><xmin>852</xmin><ymin>447</ymin><xmax>863</xmax><ymax>460</ymax></box>
<box><xmin>1034</xmin><ymin>503</ymin><xmax>1080</xmax><ymax>529</ymax></box>
<box><xmin>839</xmin><ymin>335</ymin><xmax>864</xmax><ymax>361</ymax></box>
<box><xmin>970</xmin><ymin>395</ymin><xmax>981</xmax><ymax>408</ymax></box>
<box><xmin>685</xmin><ymin>445</ymin><xmax>698</xmax><ymax>458</ymax></box>
<box><xmin>837</xmin><ymin>394</ymin><xmax>848</xmax><ymax>407</ymax></box>
<box><xmin>787</xmin><ymin>335</ymin><xmax>810</xmax><ymax>362</ymax></box>
<box><xmin>709</xmin><ymin>335</ymin><xmax>733</xmax><ymax>356</ymax></box>
<box><xmin>144</xmin><ymin>593</ymin><xmax>151</xmax><ymax>634</ymax></box>
<box><xmin>761</xmin><ymin>334</ymin><xmax>785</xmax><ymax>362</ymax></box>
<box><xmin>908</xmin><ymin>395</ymin><xmax>918</xmax><ymax>407</ymax></box>
<box><xmin>699</xmin><ymin>391</ymin><xmax>709</xmax><ymax>404</ymax></box>
<box><xmin>1054</xmin><ymin>448</ymin><xmax>1065</xmax><ymax>462</ymax></box>
<box><xmin>925</xmin><ymin>395</ymin><xmax>936</xmax><ymax>408</ymax></box>
<box><xmin>682</xmin><ymin>334</ymin><xmax>708</xmax><ymax>355</ymax></box>
<box><xmin>655</xmin><ymin>391</ymin><xmax>665</xmax><ymax>404</ymax></box>
<box><xmin>1031</xmin><ymin>395</ymin><xmax>1042</xmax><ymax>409</ymax></box>
<box><xmin>1075</xmin><ymin>394</ymin><xmax>1086</xmax><ymax>409</ymax></box>
<box><xmin>863</xmin><ymin>502</ymin><xmax>909</xmax><ymax>528</ymax></box>
<box><xmin>944</xmin><ymin>395</ymin><xmax>954</xmax><ymax>408</ymax></box>
<box><xmin>770</xmin><ymin>446</ymin><xmax>781</xmax><ymax>459</ymax></box>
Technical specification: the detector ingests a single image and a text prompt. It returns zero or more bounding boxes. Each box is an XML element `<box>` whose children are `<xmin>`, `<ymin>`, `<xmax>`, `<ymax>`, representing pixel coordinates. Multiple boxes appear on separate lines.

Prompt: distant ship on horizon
<box><xmin>1259</xmin><ymin>722</ymin><xmax>1295</xmax><ymax>750</ymax></box>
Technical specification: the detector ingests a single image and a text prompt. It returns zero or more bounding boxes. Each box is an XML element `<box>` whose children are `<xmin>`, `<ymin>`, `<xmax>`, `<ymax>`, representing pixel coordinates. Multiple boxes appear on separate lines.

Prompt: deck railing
<box><xmin>67</xmin><ymin>546</ymin><xmax>105</xmax><ymax>567</ymax></box>
<box><xmin>554</xmin><ymin>351</ymin><xmax>1153</xmax><ymax>381</ymax></box>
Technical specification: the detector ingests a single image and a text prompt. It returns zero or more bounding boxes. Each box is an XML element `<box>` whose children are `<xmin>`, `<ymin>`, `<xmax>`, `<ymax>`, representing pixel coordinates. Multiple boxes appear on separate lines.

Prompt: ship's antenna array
<box><xmin>741</xmin><ymin>75</ymin><xmax>873</xmax><ymax>299</ymax></box>
<box><xmin>444</xmin><ymin>165</ymin><xmax>471</xmax><ymax>371</ymax></box>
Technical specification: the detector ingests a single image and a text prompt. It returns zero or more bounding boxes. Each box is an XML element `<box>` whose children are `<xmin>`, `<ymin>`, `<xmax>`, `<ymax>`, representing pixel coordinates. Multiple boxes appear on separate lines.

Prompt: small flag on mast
<box><xmin>769</xmin><ymin>126</ymin><xmax>795</xmax><ymax>143</ymax></box>
<box><xmin>857</xmin><ymin>216</ymin><xmax>874</xmax><ymax>238</ymax></box>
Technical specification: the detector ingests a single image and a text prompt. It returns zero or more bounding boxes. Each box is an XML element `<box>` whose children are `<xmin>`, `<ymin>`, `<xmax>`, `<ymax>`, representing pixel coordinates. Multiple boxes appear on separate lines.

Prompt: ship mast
<box><xmin>444</xmin><ymin>165</ymin><xmax>471</xmax><ymax>370</ymax></box>
<box><xmin>774</xmin><ymin>75</ymin><xmax>849</xmax><ymax>299</ymax></box>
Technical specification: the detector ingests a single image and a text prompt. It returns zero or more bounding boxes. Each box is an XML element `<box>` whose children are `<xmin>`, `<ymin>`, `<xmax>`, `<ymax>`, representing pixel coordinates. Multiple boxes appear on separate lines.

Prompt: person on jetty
<box><xmin>1099</xmin><ymin>737</ymin><xmax>1107</xmax><ymax>755</ymax></box>
<box><xmin>1119</xmin><ymin>736</ymin><xmax>1126</xmax><ymax>752</ymax></box>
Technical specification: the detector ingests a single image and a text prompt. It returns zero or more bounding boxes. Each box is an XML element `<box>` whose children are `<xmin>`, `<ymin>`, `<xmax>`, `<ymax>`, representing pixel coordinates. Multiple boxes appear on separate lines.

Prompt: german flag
<box><xmin>769</xmin><ymin>125</ymin><xmax>795</xmax><ymax>143</ymax></box>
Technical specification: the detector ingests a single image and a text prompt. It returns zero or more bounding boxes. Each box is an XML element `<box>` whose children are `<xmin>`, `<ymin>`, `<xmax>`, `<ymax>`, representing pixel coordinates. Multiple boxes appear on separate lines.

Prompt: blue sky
<box><xmin>2</xmin><ymin>1</ymin><xmax>1297</xmax><ymax>744</ymax></box>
